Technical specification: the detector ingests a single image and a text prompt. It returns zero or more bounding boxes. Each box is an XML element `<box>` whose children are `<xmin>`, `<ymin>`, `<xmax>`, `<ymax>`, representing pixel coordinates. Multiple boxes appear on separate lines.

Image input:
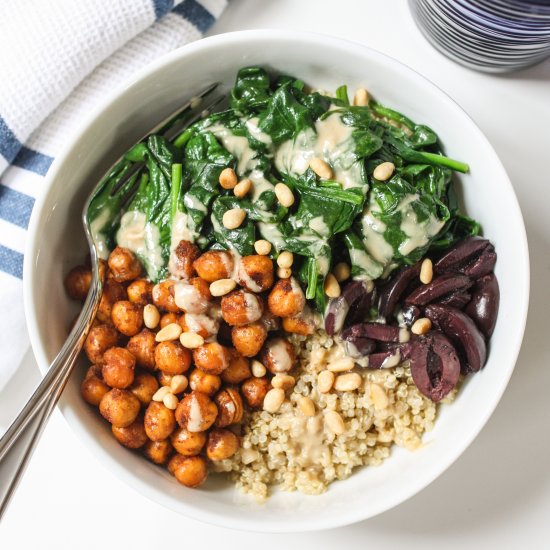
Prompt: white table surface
<box><xmin>1</xmin><ymin>0</ymin><xmax>549</xmax><ymax>547</ymax></box>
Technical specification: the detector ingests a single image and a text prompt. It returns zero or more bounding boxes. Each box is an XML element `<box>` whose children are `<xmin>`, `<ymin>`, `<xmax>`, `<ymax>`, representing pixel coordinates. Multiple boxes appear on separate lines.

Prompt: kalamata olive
<box><xmin>405</xmin><ymin>273</ymin><xmax>472</xmax><ymax>307</ymax></box>
<box><xmin>348</xmin><ymin>322</ymin><xmax>403</xmax><ymax>343</ymax></box>
<box><xmin>437</xmin><ymin>290</ymin><xmax>472</xmax><ymax>309</ymax></box>
<box><xmin>377</xmin><ymin>261</ymin><xmax>421</xmax><ymax>318</ymax></box>
<box><xmin>465</xmin><ymin>273</ymin><xmax>500</xmax><ymax>338</ymax></box>
<box><xmin>434</xmin><ymin>237</ymin><xmax>496</xmax><ymax>279</ymax></box>
<box><xmin>340</xmin><ymin>324</ymin><xmax>376</xmax><ymax>357</ymax></box>
<box><xmin>425</xmin><ymin>304</ymin><xmax>487</xmax><ymax>374</ymax></box>
<box><xmin>409</xmin><ymin>332</ymin><xmax>461</xmax><ymax>402</ymax></box>
<box><xmin>367</xmin><ymin>349</ymin><xmax>403</xmax><ymax>369</ymax></box>
<box><xmin>325</xmin><ymin>280</ymin><xmax>373</xmax><ymax>336</ymax></box>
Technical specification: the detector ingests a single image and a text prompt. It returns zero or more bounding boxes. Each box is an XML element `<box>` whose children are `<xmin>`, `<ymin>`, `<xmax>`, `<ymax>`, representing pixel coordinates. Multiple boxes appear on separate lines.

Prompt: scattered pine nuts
<box><xmin>411</xmin><ymin>317</ymin><xmax>432</xmax><ymax>335</ymax></box>
<box><xmin>325</xmin><ymin>410</ymin><xmax>345</xmax><ymax>435</ymax></box>
<box><xmin>155</xmin><ymin>323</ymin><xmax>182</xmax><ymax>342</ymax></box>
<box><xmin>298</xmin><ymin>396</ymin><xmax>316</xmax><ymax>417</ymax></box>
<box><xmin>219</xmin><ymin>167</ymin><xmax>238</xmax><ymax>189</ymax></box>
<box><xmin>143</xmin><ymin>304</ymin><xmax>160</xmax><ymax>329</ymax></box>
<box><xmin>254</xmin><ymin>240</ymin><xmax>272</xmax><ymax>256</ymax></box>
<box><xmin>324</xmin><ymin>273</ymin><xmax>341</xmax><ymax>298</ymax></box>
<box><xmin>370</xmin><ymin>383</ymin><xmax>389</xmax><ymax>410</ymax></box>
<box><xmin>317</xmin><ymin>370</ymin><xmax>335</xmax><ymax>393</ymax></box>
<box><xmin>334</xmin><ymin>372</ymin><xmax>362</xmax><ymax>392</ymax></box>
<box><xmin>309</xmin><ymin>157</ymin><xmax>333</xmax><ymax>179</ymax></box>
<box><xmin>234</xmin><ymin>178</ymin><xmax>252</xmax><ymax>198</ymax></box>
<box><xmin>170</xmin><ymin>374</ymin><xmax>188</xmax><ymax>394</ymax></box>
<box><xmin>222</xmin><ymin>208</ymin><xmax>246</xmax><ymax>230</ymax></box>
<box><xmin>271</xmin><ymin>374</ymin><xmax>295</xmax><ymax>390</ymax></box>
<box><xmin>420</xmin><ymin>258</ymin><xmax>433</xmax><ymax>284</ymax></box>
<box><xmin>274</xmin><ymin>183</ymin><xmax>295</xmax><ymax>207</ymax></box>
<box><xmin>327</xmin><ymin>356</ymin><xmax>355</xmax><ymax>373</ymax></box>
<box><xmin>179</xmin><ymin>331</ymin><xmax>205</xmax><ymax>349</ymax></box>
<box><xmin>251</xmin><ymin>360</ymin><xmax>267</xmax><ymax>378</ymax></box>
<box><xmin>209</xmin><ymin>278</ymin><xmax>237</xmax><ymax>297</ymax></box>
<box><xmin>373</xmin><ymin>161</ymin><xmax>395</xmax><ymax>181</ymax></box>
<box><xmin>277</xmin><ymin>267</ymin><xmax>292</xmax><ymax>279</ymax></box>
<box><xmin>277</xmin><ymin>251</ymin><xmax>294</xmax><ymax>269</ymax></box>
<box><xmin>163</xmin><ymin>393</ymin><xmax>179</xmax><ymax>410</ymax></box>
<box><xmin>333</xmin><ymin>262</ymin><xmax>351</xmax><ymax>283</ymax></box>
<box><xmin>353</xmin><ymin>87</ymin><xmax>370</xmax><ymax>106</ymax></box>
<box><xmin>263</xmin><ymin>388</ymin><xmax>285</xmax><ymax>413</ymax></box>
<box><xmin>152</xmin><ymin>386</ymin><xmax>171</xmax><ymax>402</ymax></box>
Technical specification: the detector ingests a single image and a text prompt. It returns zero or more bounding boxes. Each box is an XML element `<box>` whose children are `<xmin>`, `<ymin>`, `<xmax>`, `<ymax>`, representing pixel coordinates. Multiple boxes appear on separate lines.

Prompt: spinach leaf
<box><xmin>230</xmin><ymin>67</ymin><xmax>272</xmax><ymax>113</ymax></box>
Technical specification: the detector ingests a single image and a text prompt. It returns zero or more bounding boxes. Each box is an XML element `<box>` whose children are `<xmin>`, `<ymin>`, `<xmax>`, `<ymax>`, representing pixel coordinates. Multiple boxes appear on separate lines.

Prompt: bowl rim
<box><xmin>23</xmin><ymin>29</ymin><xmax>530</xmax><ymax>532</ymax></box>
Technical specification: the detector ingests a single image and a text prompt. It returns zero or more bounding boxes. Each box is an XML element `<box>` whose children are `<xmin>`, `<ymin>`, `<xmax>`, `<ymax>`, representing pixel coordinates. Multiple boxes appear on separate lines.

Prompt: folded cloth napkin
<box><xmin>0</xmin><ymin>0</ymin><xmax>227</xmax><ymax>390</ymax></box>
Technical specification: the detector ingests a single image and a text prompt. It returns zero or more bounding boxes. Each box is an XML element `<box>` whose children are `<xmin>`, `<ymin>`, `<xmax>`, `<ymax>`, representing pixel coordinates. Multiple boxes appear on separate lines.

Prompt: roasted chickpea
<box><xmin>155</xmin><ymin>341</ymin><xmax>191</xmax><ymax>375</ymax></box>
<box><xmin>64</xmin><ymin>265</ymin><xmax>91</xmax><ymax>300</ymax></box>
<box><xmin>111</xmin><ymin>300</ymin><xmax>143</xmax><ymax>336</ymax></box>
<box><xmin>127</xmin><ymin>278</ymin><xmax>153</xmax><ymax>306</ymax></box>
<box><xmin>282</xmin><ymin>315</ymin><xmax>315</xmax><ymax>336</ymax></box>
<box><xmin>81</xmin><ymin>373</ymin><xmax>110</xmax><ymax>406</ymax></box>
<box><xmin>179</xmin><ymin>313</ymin><xmax>218</xmax><ymax>340</ymax></box>
<box><xmin>112</xmin><ymin>416</ymin><xmax>148</xmax><ymax>449</ymax></box>
<box><xmin>108</xmin><ymin>246</ymin><xmax>142</xmax><ymax>282</ymax></box>
<box><xmin>192</xmin><ymin>342</ymin><xmax>231</xmax><ymax>375</ymax></box>
<box><xmin>237</xmin><ymin>255</ymin><xmax>274</xmax><ymax>292</ymax></box>
<box><xmin>160</xmin><ymin>312</ymin><xmax>179</xmax><ymax>329</ymax></box>
<box><xmin>172</xmin><ymin>240</ymin><xmax>201</xmax><ymax>279</ymax></box>
<box><xmin>174</xmin><ymin>277</ymin><xmax>212</xmax><ymax>314</ymax></box>
<box><xmin>241</xmin><ymin>377</ymin><xmax>271</xmax><ymax>409</ymax></box>
<box><xmin>267</xmin><ymin>277</ymin><xmax>306</xmax><ymax>318</ymax></box>
<box><xmin>260</xmin><ymin>338</ymin><xmax>296</xmax><ymax>374</ymax></box>
<box><xmin>152</xmin><ymin>280</ymin><xmax>179</xmax><ymax>313</ymax></box>
<box><xmin>193</xmin><ymin>250</ymin><xmax>234</xmax><ymax>282</ymax></box>
<box><xmin>189</xmin><ymin>369</ymin><xmax>222</xmax><ymax>396</ymax></box>
<box><xmin>97</xmin><ymin>278</ymin><xmax>127</xmax><ymax>324</ymax></box>
<box><xmin>168</xmin><ymin>454</ymin><xmax>207</xmax><ymax>488</ymax></box>
<box><xmin>99</xmin><ymin>389</ymin><xmax>141</xmax><ymax>428</ymax></box>
<box><xmin>144</xmin><ymin>401</ymin><xmax>177</xmax><ymax>441</ymax></box>
<box><xmin>102</xmin><ymin>347</ymin><xmax>135</xmax><ymax>389</ymax></box>
<box><xmin>206</xmin><ymin>428</ymin><xmax>239</xmax><ymax>461</ymax></box>
<box><xmin>221</xmin><ymin>289</ymin><xmax>264</xmax><ymax>326</ymax></box>
<box><xmin>158</xmin><ymin>371</ymin><xmax>173</xmax><ymax>387</ymax></box>
<box><xmin>171</xmin><ymin>427</ymin><xmax>207</xmax><ymax>456</ymax></box>
<box><xmin>231</xmin><ymin>322</ymin><xmax>267</xmax><ymax>357</ymax></box>
<box><xmin>175</xmin><ymin>391</ymin><xmax>218</xmax><ymax>432</ymax></box>
<box><xmin>127</xmin><ymin>329</ymin><xmax>156</xmax><ymax>371</ymax></box>
<box><xmin>84</xmin><ymin>324</ymin><xmax>118</xmax><ymax>364</ymax></box>
<box><xmin>143</xmin><ymin>439</ymin><xmax>173</xmax><ymax>465</ymax></box>
<box><xmin>129</xmin><ymin>372</ymin><xmax>159</xmax><ymax>405</ymax></box>
<box><xmin>84</xmin><ymin>364</ymin><xmax>103</xmax><ymax>379</ymax></box>
<box><xmin>221</xmin><ymin>354</ymin><xmax>251</xmax><ymax>384</ymax></box>
<box><xmin>214</xmin><ymin>387</ymin><xmax>244</xmax><ymax>427</ymax></box>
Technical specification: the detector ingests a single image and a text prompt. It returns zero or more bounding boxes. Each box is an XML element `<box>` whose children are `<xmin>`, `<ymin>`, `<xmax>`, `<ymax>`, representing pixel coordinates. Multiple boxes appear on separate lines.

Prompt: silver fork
<box><xmin>0</xmin><ymin>83</ymin><xmax>223</xmax><ymax>517</ymax></box>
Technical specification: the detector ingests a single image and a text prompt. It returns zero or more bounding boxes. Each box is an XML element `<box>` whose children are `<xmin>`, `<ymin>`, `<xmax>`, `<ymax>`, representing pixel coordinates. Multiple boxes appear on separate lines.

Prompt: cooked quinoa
<box><xmin>212</xmin><ymin>330</ymin><xmax>457</xmax><ymax>501</ymax></box>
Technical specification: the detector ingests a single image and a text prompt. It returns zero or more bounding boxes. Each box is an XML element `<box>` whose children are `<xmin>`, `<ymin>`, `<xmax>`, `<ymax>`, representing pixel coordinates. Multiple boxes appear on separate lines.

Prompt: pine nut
<box><xmin>324</xmin><ymin>273</ymin><xmax>341</xmax><ymax>298</ymax></box>
<box><xmin>373</xmin><ymin>162</ymin><xmax>395</xmax><ymax>181</ymax></box>
<box><xmin>251</xmin><ymin>360</ymin><xmax>266</xmax><ymax>377</ymax></box>
<box><xmin>325</xmin><ymin>410</ymin><xmax>345</xmax><ymax>435</ymax></box>
<box><xmin>309</xmin><ymin>157</ymin><xmax>333</xmax><ymax>179</ymax></box>
<box><xmin>277</xmin><ymin>251</ymin><xmax>294</xmax><ymax>269</ymax></box>
<box><xmin>334</xmin><ymin>372</ymin><xmax>362</xmax><ymax>392</ymax></box>
<box><xmin>263</xmin><ymin>388</ymin><xmax>285</xmax><ymax>413</ymax></box>
<box><xmin>317</xmin><ymin>370</ymin><xmax>335</xmax><ymax>393</ymax></box>
<box><xmin>274</xmin><ymin>183</ymin><xmax>295</xmax><ymax>207</ymax></box>
<box><xmin>254</xmin><ymin>240</ymin><xmax>272</xmax><ymax>255</ymax></box>
<box><xmin>327</xmin><ymin>356</ymin><xmax>355</xmax><ymax>373</ymax></box>
<box><xmin>277</xmin><ymin>267</ymin><xmax>292</xmax><ymax>279</ymax></box>
<box><xmin>234</xmin><ymin>178</ymin><xmax>252</xmax><ymax>198</ymax></box>
<box><xmin>353</xmin><ymin>87</ymin><xmax>370</xmax><ymax>106</ymax></box>
<box><xmin>222</xmin><ymin>208</ymin><xmax>246</xmax><ymax>230</ymax></box>
<box><xmin>241</xmin><ymin>448</ymin><xmax>260</xmax><ymax>465</ymax></box>
<box><xmin>163</xmin><ymin>393</ymin><xmax>179</xmax><ymax>410</ymax></box>
<box><xmin>209</xmin><ymin>278</ymin><xmax>237</xmax><ymax>297</ymax></box>
<box><xmin>411</xmin><ymin>317</ymin><xmax>432</xmax><ymax>335</ymax></box>
<box><xmin>333</xmin><ymin>262</ymin><xmax>351</xmax><ymax>283</ymax></box>
<box><xmin>143</xmin><ymin>304</ymin><xmax>160</xmax><ymax>329</ymax></box>
<box><xmin>271</xmin><ymin>374</ymin><xmax>295</xmax><ymax>390</ymax></box>
<box><xmin>179</xmin><ymin>331</ymin><xmax>205</xmax><ymax>349</ymax></box>
<box><xmin>219</xmin><ymin>167</ymin><xmax>238</xmax><ymax>189</ymax></box>
<box><xmin>170</xmin><ymin>374</ymin><xmax>188</xmax><ymax>394</ymax></box>
<box><xmin>152</xmin><ymin>386</ymin><xmax>171</xmax><ymax>402</ymax></box>
<box><xmin>155</xmin><ymin>323</ymin><xmax>182</xmax><ymax>342</ymax></box>
<box><xmin>298</xmin><ymin>396</ymin><xmax>316</xmax><ymax>417</ymax></box>
<box><xmin>420</xmin><ymin>258</ymin><xmax>433</xmax><ymax>284</ymax></box>
<box><xmin>370</xmin><ymin>383</ymin><xmax>389</xmax><ymax>410</ymax></box>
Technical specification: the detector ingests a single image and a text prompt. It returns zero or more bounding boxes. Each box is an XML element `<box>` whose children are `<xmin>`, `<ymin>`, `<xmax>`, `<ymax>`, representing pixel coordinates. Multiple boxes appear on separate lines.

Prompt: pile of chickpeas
<box><xmin>65</xmin><ymin>238</ymin><xmax>315</xmax><ymax>489</ymax></box>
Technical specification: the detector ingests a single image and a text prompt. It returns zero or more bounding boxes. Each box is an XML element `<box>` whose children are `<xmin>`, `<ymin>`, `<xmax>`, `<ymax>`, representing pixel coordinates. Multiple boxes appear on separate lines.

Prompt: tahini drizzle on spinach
<box><xmin>89</xmin><ymin>67</ymin><xmax>479</xmax><ymax>313</ymax></box>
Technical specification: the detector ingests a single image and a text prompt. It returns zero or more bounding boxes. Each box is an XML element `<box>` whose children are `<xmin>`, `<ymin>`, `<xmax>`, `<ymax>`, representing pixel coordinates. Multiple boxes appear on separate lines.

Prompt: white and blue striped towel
<box><xmin>0</xmin><ymin>0</ymin><xmax>227</xmax><ymax>390</ymax></box>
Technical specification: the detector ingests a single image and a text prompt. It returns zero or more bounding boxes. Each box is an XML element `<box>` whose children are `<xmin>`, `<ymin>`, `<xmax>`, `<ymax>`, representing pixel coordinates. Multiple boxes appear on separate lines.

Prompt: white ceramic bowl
<box><xmin>24</xmin><ymin>30</ymin><xmax>529</xmax><ymax>532</ymax></box>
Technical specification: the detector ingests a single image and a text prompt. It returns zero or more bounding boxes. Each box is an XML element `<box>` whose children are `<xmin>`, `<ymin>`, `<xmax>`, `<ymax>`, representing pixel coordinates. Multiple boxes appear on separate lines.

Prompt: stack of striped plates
<box><xmin>409</xmin><ymin>0</ymin><xmax>550</xmax><ymax>72</ymax></box>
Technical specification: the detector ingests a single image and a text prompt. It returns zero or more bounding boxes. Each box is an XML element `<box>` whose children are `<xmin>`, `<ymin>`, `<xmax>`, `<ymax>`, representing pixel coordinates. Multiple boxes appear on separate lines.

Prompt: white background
<box><xmin>1</xmin><ymin>1</ymin><xmax>550</xmax><ymax>547</ymax></box>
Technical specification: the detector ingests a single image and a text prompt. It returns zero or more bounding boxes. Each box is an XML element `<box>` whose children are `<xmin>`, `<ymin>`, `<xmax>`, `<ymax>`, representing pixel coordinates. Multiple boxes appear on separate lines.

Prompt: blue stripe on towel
<box><xmin>0</xmin><ymin>244</ymin><xmax>23</xmax><ymax>279</ymax></box>
<box><xmin>0</xmin><ymin>114</ymin><xmax>22</xmax><ymax>164</ymax></box>
<box><xmin>12</xmin><ymin>146</ymin><xmax>53</xmax><ymax>176</ymax></box>
<box><xmin>173</xmin><ymin>0</ymin><xmax>215</xmax><ymax>33</ymax></box>
<box><xmin>152</xmin><ymin>0</ymin><xmax>175</xmax><ymax>19</ymax></box>
<box><xmin>0</xmin><ymin>184</ymin><xmax>35</xmax><ymax>228</ymax></box>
